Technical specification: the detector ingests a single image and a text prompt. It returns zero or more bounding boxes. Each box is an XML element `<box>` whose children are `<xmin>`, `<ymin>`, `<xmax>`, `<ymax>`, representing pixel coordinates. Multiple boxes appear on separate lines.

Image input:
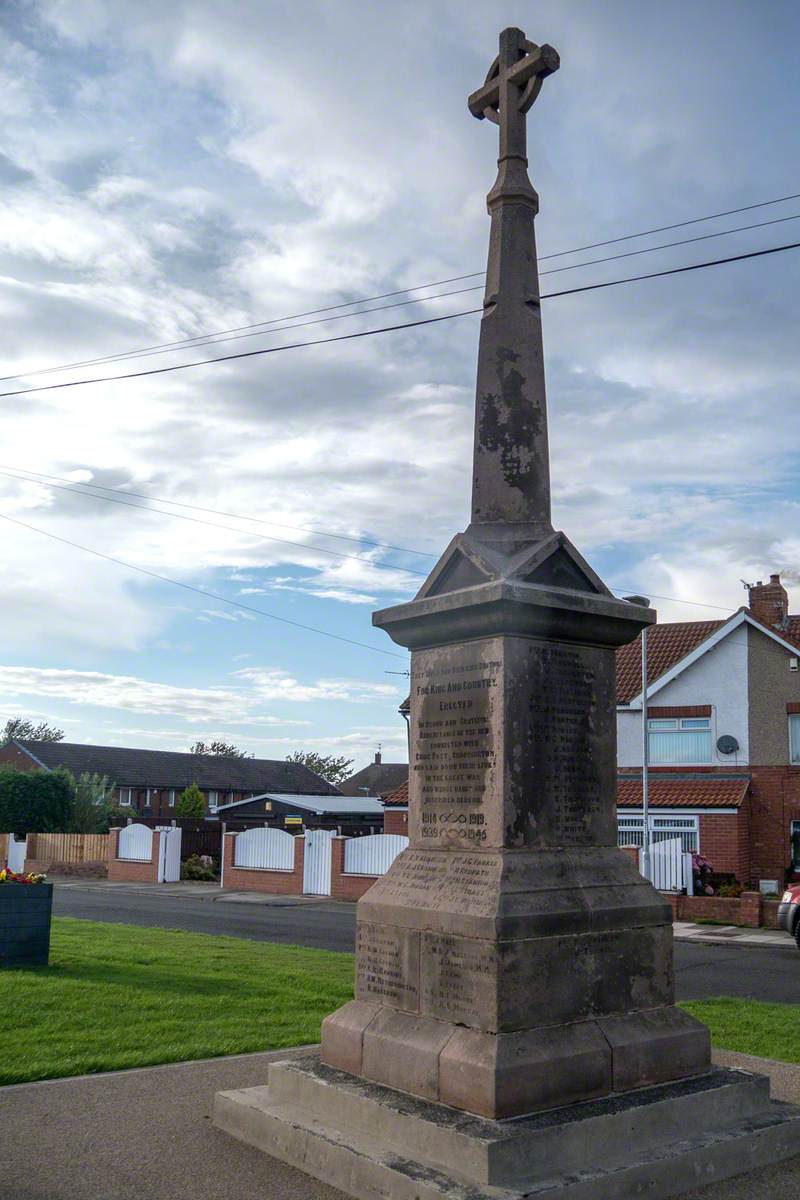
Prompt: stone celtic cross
<box><xmin>468</xmin><ymin>28</ymin><xmax>559</xmax><ymax>165</ymax></box>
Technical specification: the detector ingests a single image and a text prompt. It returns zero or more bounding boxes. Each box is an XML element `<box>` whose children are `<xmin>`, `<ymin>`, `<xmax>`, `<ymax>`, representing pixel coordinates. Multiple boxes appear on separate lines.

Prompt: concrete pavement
<box><xmin>2</xmin><ymin>1046</ymin><xmax>800</xmax><ymax>1200</ymax></box>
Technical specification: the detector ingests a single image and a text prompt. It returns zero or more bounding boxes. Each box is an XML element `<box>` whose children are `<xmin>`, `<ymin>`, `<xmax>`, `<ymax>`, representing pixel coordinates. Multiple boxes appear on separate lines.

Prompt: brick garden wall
<box><xmin>329</xmin><ymin>838</ymin><xmax>379</xmax><ymax>902</ymax></box>
<box><xmin>221</xmin><ymin>831</ymin><xmax>305</xmax><ymax>894</ymax></box>
<box><xmin>664</xmin><ymin>889</ymin><xmax>780</xmax><ymax>928</ymax></box>
<box><xmin>107</xmin><ymin>827</ymin><xmax>161</xmax><ymax>883</ymax></box>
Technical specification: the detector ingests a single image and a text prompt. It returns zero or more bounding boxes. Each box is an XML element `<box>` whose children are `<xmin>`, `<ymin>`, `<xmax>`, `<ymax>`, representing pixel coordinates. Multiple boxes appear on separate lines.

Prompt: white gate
<box><xmin>7</xmin><ymin>835</ymin><xmax>26</xmax><ymax>872</ymax></box>
<box><xmin>344</xmin><ymin>833</ymin><xmax>408</xmax><ymax>876</ymax></box>
<box><xmin>644</xmin><ymin>838</ymin><xmax>688</xmax><ymax>892</ymax></box>
<box><xmin>157</xmin><ymin>828</ymin><xmax>182</xmax><ymax>883</ymax></box>
<box><xmin>303</xmin><ymin>828</ymin><xmax>334</xmax><ymax>895</ymax></box>
<box><xmin>234</xmin><ymin>826</ymin><xmax>295</xmax><ymax>870</ymax></box>
<box><xmin>118</xmin><ymin>823</ymin><xmax>153</xmax><ymax>861</ymax></box>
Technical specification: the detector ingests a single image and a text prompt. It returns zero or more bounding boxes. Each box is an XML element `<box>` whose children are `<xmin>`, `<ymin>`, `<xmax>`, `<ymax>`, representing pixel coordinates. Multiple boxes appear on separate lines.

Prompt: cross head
<box><xmin>468</xmin><ymin>27</ymin><xmax>559</xmax><ymax>162</ymax></box>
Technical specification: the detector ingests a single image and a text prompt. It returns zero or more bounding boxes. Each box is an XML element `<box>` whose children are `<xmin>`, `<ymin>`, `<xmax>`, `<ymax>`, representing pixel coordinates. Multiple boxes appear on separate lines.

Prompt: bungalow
<box><xmin>0</xmin><ymin>740</ymin><xmax>339</xmax><ymax>817</ymax></box>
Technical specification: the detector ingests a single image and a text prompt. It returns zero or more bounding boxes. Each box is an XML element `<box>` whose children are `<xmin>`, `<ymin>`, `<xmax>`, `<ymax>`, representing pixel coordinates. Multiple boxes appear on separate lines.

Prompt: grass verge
<box><xmin>0</xmin><ymin>917</ymin><xmax>353</xmax><ymax>1085</ymax></box>
<box><xmin>681</xmin><ymin>998</ymin><xmax>800</xmax><ymax>1064</ymax></box>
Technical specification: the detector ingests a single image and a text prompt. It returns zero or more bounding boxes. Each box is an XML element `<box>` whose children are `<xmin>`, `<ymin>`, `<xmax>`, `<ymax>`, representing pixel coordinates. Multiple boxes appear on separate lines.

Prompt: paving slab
<box><xmin>2</xmin><ymin>1046</ymin><xmax>800</xmax><ymax>1200</ymax></box>
<box><xmin>673</xmin><ymin>921</ymin><xmax>793</xmax><ymax>950</ymax></box>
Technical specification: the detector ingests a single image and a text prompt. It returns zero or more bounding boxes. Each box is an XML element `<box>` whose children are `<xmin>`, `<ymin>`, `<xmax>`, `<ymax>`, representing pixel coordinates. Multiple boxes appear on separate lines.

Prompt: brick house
<box><xmin>381</xmin><ymin>780</ymin><xmax>409</xmax><ymax>836</ymax></box>
<box><xmin>339</xmin><ymin>751</ymin><xmax>409</xmax><ymax>798</ymax></box>
<box><xmin>387</xmin><ymin>574</ymin><xmax>800</xmax><ymax>887</ymax></box>
<box><xmin>0</xmin><ymin>740</ymin><xmax>339</xmax><ymax>817</ymax></box>
<box><xmin>617</xmin><ymin>575</ymin><xmax>800</xmax><ymax>887</ymax></box>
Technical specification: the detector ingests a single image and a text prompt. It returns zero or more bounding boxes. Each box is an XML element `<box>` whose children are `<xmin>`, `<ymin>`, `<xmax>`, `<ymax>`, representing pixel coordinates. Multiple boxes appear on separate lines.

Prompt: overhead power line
<box><xmin>0</xmin><ymin>464</ymin><xmax>759</xmax><ymax>615</ymax></box>
<box><xmin>0</xmin><ymin>511</ymin><xmax>407</xmax><ymax>660</ymax></box>
<box><xmin>3</xmin><ymin>239</ymin><xmax>799</xmax><ymax>401</ymax></box>
<box><xmin>5</xmin><ymin>192</ymin><xmax>800</xmax><ymax>382</ymax></box>
<box><xmin>0</xmin><ymin>466</ymin><xmax>428</xmax><ymax>578</ymax></box>
<box><xmin>0</xmin><ymin>463</ymin><xmax>432</xmax><ymax>559</ymax></box>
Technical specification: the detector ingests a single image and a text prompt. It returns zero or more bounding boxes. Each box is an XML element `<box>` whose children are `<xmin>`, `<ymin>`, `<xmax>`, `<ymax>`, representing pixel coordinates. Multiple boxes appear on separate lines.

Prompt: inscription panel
<box><xmin>410</xmin><ymin>639</ymin><xmax>503</xmax><ymax>848</ymax></box>
<box><xmin>371</xmin><ymin>850</ymin><xmax>501</xmax><ymax>915</ymax></box>
<box><xmin>355</xmin><ymin>923</ymin><xmax>420</xmax><ymax>1012</ymax></box>
<box><xmin>420</xmin><ymin>932</ymin><xmax>497</xmax><ymax>1027</ymax></box>
<box><xmin>506</xmin><ymin>638</ymin><xmax>617</xmax><ymax>848</ymax></box>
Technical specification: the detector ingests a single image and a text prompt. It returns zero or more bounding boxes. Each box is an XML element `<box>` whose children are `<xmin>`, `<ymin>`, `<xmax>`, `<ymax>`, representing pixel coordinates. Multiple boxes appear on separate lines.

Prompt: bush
<box><xmin>180</xmin><ymin>854</ymin><xmax>217</xmax><ymax>882</ymax></box>
<box><xmin>717</xmin><ymin>881</ymin><xmax>745</xmax><ymax>898</ymax></box>
<box><xmin>0</xmin><ymin>768</ymin><xmax>73</xmax><ymax>836</ymax></box>
<box><xmin>176</xmin><ymin>783</ymin><xmax>205</xmax><ymax>819</ymax></box>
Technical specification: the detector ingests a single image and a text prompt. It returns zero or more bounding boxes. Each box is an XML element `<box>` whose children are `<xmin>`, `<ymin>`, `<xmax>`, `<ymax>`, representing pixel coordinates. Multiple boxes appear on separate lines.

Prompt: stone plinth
<box><xmin>215</xmin><ymin>1054</ymin><xmax>800</xmax><ymax>1200</ymax></box>
<box><xmin>319</xmin><ymin>557</ymin><xmax>709</xmax><ymax>1118</ymax></box>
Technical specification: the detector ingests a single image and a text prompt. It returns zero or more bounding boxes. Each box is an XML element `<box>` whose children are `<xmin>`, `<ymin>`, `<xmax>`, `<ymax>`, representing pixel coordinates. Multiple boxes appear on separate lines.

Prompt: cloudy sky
<box><xmin>1</xmin><ymin>0</ymin><xmax>799</xmax><ymax>769</ymax></box>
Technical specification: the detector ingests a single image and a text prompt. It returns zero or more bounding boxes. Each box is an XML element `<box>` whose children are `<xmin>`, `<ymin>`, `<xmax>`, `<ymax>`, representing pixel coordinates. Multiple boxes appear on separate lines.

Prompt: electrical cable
<box><xmin>0</xmin><ymin>463</ymin><xmax>432</xmax><ymax>558</ymax></box>
<box><xmin>0</xmin><ymin>465</ymin><xmax>758</xmax><ymax>615</ymax></box>
<box><xmin>3</xmin><ymin>238</ymin><xmax>799</xmax><ymax>401</ymax></box>
<box><xmin>7</xmin><ymin>208</ymin><xmax>797</xmax><ymax>377</ymax></box>
<box><xmin>0</xmin><ymin>511</ymin><xmax>407</xmax><ymax>659</ymax></box>
<box><xmin>5</xmin><ymin>192</ymin><xmax>800</xmax><ymax>382</ymax></box>
<box><xmin>0</xmin><ymin>466</ymin><xmax>428</xmax><ymax>577</ymax></box>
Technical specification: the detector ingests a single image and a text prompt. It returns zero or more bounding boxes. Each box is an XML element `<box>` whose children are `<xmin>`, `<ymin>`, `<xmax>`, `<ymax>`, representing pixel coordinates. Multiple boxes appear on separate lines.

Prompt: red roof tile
<box><xmin>616</xmin><ymin>620</ymin><xmax>724</xmax><ymax>704</ymax></box>
<box><xmin>616</xmin><ymin>609</ymin><xmax>800</xmax><ymax>705</ymax></box>
<box><xmin>382</xmin><ymin>780</ymin><xmax>408</xmax><ymax>806</ymax></box>
<box><xmin>617</xmin><ymin>773</ymin><xmax>749</xmax><ymax>809</ymax></box>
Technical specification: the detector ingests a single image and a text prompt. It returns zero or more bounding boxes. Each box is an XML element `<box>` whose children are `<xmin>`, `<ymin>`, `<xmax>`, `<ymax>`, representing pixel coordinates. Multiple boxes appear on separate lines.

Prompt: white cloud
<box><xmin>234</xmin><ymin>667</ymin><xmax>399</xmax><ymax>704</ymax></box>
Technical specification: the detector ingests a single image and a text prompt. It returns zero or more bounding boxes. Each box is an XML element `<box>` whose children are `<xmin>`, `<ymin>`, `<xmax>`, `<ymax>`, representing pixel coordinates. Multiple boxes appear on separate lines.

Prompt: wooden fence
<box><xmin>26</xmin><ymin>833</ymin><xmax>109</xmax><ymax>863</ymax></box>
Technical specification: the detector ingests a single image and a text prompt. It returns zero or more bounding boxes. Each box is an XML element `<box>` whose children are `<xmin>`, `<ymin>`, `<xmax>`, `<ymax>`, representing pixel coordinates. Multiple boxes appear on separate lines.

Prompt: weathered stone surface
<box><xmin>214</xmin><ymin>1054</ymin><xmax>800</xmax><ymax>1200</ymax></box>
<box><xmin>598</xmin><ymin>1006</ymin><xmax>711</xmax><ymax>1092</ymax></box>
<box><xmin>354</xmin><ymin>923</ymin><xmax>419</xmax><ymax>1011</ymax></box>
<box><xmin>361</xmin><ymin>1010</ymin><xmax>453</xmax><ymax>1101</ymax></box>
<box><xmin>438</xmin><ymin>1022</ymin><xmax>612</xmax><ymax>1118</ymax></box>
<box><xmin>319</xmin><ymin>1000</ymin><xmax>380</xmax><ymax>1076</ymax></box>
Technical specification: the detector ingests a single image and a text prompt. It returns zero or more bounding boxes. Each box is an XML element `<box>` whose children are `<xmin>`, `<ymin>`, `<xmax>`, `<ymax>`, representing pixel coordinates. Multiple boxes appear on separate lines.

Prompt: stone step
<box><xmin>265</xmin><ymin>1053</ymin><xmax>771</xmax><ymax>1186</ymax></box>
<box><xmin>214</xmin><ymin>1079</ymin><xmax>800</xmax><ymax>1200</ymax></box>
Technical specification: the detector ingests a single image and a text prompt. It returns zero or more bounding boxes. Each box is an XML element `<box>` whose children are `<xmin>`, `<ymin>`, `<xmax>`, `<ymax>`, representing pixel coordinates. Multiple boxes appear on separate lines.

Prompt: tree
<box><xmin>176</xmin><ymin>782</ymin><xmax>206</xmax><ymax>818</ymax></box>
<box><xmin>0</xmin><ymin>767</ymin><xmax>73</xmax><ymax>836</ymax></box>
<box><xmin>286</xmin><ymin>751</ymin><xmax>354</xmax><ymax>786</ymax></box>
<box><xmin>1</xmin><ymin>717</ymin><xmax>64</xmax><ymax>747</ymax></box>
<box><xmin>189</xmin><ymin>739</ymin><xmax>252</xmax><ymax>759</ymax></box>
<box><xmin>65</xmin><ymin>771</ymin><xmax>127</xmax><ymax>834</ymax></box>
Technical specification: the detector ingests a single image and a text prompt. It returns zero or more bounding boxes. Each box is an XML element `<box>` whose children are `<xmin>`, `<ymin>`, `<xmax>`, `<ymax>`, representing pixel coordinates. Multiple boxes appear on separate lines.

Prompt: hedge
<box><xmin>0</xmin><ymin>767</ymin><xmax>73</xmax><ymax>835</ymax></box>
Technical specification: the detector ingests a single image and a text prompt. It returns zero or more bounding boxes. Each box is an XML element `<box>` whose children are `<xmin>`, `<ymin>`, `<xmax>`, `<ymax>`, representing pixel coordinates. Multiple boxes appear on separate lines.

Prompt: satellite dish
<box><xmin>717</xmin><ymin>735</ymin><xmax>739</xmax><ymax>755</ymax></box>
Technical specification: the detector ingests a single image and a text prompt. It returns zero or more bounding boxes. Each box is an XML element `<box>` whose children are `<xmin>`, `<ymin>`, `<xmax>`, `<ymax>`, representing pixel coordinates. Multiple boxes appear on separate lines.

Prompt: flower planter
<box><xmin>0</xmin><ymin>882</ymin><xmax>53</xmax><ymax>967</ymax></box>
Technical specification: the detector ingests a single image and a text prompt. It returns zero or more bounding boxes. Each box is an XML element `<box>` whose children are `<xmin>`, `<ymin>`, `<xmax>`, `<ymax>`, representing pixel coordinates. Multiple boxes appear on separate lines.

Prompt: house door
<box><xmin>303</xmin><ymin>829</ymin><xmax>333</xmax><ymax>895</ymax></box>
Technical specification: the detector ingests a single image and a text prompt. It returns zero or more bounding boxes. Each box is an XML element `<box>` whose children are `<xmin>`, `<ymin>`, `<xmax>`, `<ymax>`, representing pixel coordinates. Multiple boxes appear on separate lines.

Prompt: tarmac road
<box><xmin>53</xmin><ymin>881</ymin><xmax>800</xmax><ymax>1002</ymax></box>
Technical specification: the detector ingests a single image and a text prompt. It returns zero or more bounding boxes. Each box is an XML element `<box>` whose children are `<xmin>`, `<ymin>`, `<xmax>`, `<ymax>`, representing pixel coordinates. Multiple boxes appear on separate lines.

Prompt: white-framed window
<box><xmin>168</xmin><ymin>789</ymin><xmax>176</xmax><ymax>807</ymax></box>
<box><xmin>617</xmin><ymin>813</ymin><xmax>699</xmax><ymax>853</ymax></box>
<box><xmin>119</xmin><ymin>787</ymin><xmax>133</xmax><ymax>807</ymax></box>
<box><xmin>648</xmin><ymin>717</ymin><xmax>712</xmax><ymax>764</ymax></box>
<box><xmin>208</xmin><ymin>790</ymin><xmax>219</xmax><ymax>811</ymax></box>
<box><xmin>789</xmin><ymin>715</ymin><xmax>800</xmax><ymax>765</ymax></box>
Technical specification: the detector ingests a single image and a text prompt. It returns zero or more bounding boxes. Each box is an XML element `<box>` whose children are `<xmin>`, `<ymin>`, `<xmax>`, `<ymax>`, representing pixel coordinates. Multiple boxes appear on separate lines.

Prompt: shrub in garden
<box><xmin>176</xmin><ymin>782</ymin><xmax>205</xmax><ymax>818</ymax></box>
<box><xmin>180</xmin><ymin>854</ymin><xmax>217</xmax><ymax>882</ymax></box>
<box><xmin>0</xmin><ymin>768</ymin><xmax>73</xmax><ymax>836</ymax></box>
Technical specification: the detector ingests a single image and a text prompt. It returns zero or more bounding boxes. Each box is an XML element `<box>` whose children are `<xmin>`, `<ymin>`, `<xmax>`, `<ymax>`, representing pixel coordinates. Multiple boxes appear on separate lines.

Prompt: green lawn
<box><xmin>3</xmin><ymin>919</ymin><xmax>799</xmax><ymax>1087</ymax></box>
<box><xmin>0</xmin><ymin>917</ymin><xmax>354</xmax><ymax>1085</ymax></box>
<box><xmin>681</xmin><ymin>998</ymin><xmax>800</xmax><ymax>1064</ymax></box>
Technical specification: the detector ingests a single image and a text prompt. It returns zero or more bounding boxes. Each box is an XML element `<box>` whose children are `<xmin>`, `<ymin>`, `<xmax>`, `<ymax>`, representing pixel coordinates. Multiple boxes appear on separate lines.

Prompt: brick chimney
<box><xmin>374</xmin><ymin>749</ymin><xmax>382</xmax><ymax>765</ymax></box>
<box><xmin>748</xmin><ymin>574</ymin><xmax>789</xmax><ymax>630</ymax></box>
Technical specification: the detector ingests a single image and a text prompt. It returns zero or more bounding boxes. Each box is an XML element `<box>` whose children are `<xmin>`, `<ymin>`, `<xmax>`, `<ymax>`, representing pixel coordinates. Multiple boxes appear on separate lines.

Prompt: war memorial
<box><xmin>215</xmin><ymin>27</ymin><xmax>800</xmax><ymax>1199</ymax></box>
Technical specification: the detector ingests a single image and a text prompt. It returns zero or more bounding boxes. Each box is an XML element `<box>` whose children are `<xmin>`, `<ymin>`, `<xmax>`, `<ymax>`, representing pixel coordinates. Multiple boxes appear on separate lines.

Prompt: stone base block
<box><xmin>214</xmin><ymin>1053</ymin><xmax>800</xmax><ymax>1200</ymax></box>
<box><xmin>321</xmin><ymin>1001</ymin><xmax>709</xmax><ymax>1117</ymax></box>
